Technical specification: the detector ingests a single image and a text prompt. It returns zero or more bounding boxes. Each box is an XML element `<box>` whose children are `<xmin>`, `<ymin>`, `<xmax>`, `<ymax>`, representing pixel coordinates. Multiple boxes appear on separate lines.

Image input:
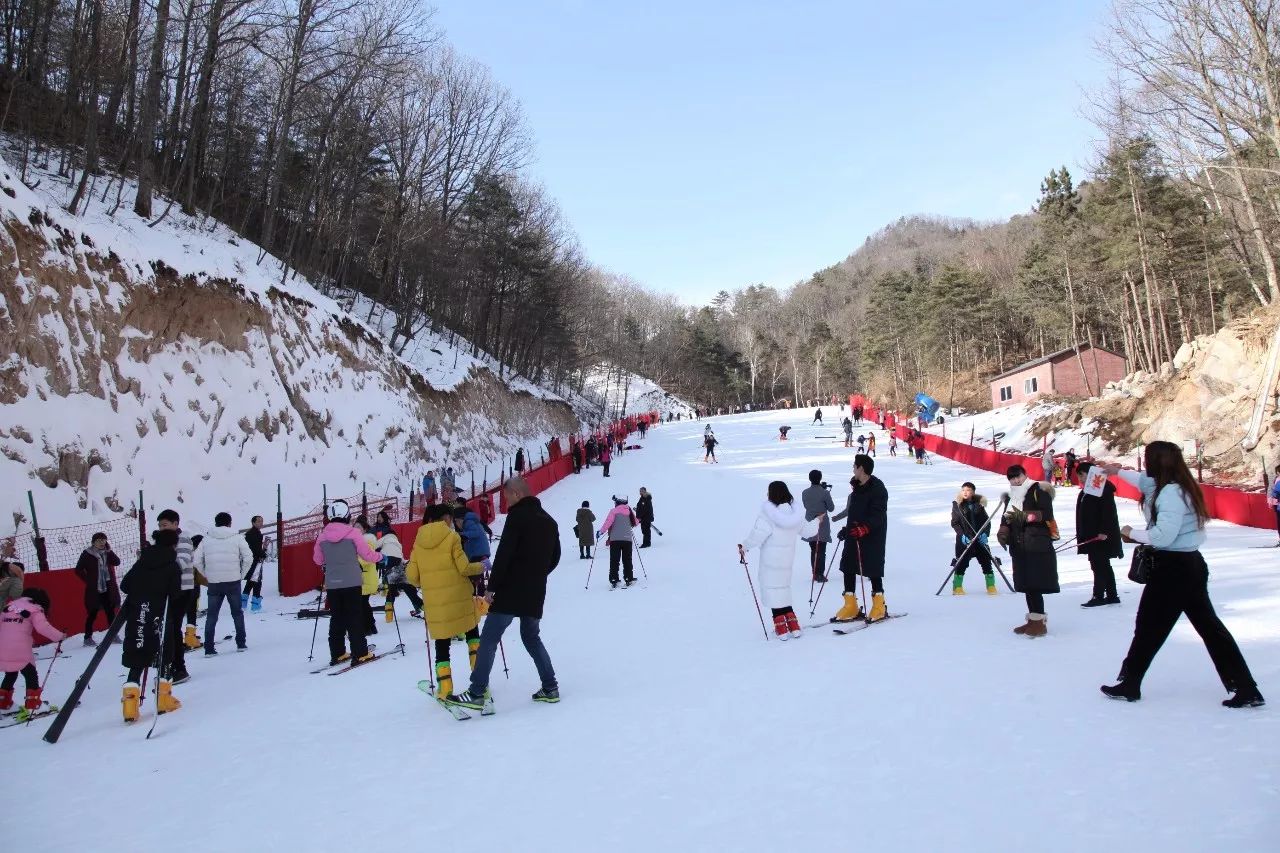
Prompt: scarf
<box><xmin>90</xmin><ymin>548</ymin><xmax>110</xmax><ymax>593</ymax></box>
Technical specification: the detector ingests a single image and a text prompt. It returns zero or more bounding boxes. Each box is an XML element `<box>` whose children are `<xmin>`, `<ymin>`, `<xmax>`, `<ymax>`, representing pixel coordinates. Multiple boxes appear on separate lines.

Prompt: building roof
<box><xmin>988</xmin><ymin>343</ymin><xmax>1125</xmax><ymax>383</ymax></box>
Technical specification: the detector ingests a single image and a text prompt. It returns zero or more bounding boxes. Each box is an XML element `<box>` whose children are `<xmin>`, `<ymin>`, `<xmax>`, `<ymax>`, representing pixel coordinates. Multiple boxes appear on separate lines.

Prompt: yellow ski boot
<box><xmin>122</xmin><ymin>683</ymin><xmax>141</xmax><ymax>722</ymax></box>
<box><xmin>869</xmin><ymin>592</ymin><xmax>887</xmax><ymax>622</ymax></box>
<box><xmin>831</xmin><ymin>592</ymin><xmax>862</xmax><ymax>623</ymax></box>
<box><xmin>435</xmin><ymin>661</ymin><xmax>453</xmax><ymax>700</ymax></box>
<box><xmin>157</xmin><ymin>680</ymin><xmax>182</xmax><ymax>714</ymax></box>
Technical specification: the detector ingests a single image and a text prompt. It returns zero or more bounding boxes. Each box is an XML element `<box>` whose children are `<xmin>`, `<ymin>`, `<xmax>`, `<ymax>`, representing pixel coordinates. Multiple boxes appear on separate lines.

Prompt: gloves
<box><xmin>960</xmin><ymin>535</ymin><xmax>971</xmax><ymax>545</ymax></box>
<box><xmin>1025</xmin><ymin>511</ymin><xmax>1041</xmax><ymax>524</ymax></box>
<box><xmin>978</xmin><ymin>533</ymin><xmax>989</xmax><ymax>546</ymax></box>
<box><xmin>999</xmin><ymin>492</ymin><xmax>1010</xmax><ymax>505</ymax></box>
<box><xmin>836</xmin><ymin>528</ymin><xmax>848</xmax><ymax>541</ymax></box>
<box><xmin>849</xmin><ymin>523</ymin><xmax>870</xmax><ymax>540</ymax></box>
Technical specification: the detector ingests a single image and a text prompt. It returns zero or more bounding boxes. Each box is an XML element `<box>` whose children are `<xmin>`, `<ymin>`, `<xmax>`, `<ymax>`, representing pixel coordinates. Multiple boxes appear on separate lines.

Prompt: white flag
<box><xmin>1083</xmin><ymin>469</ymin><xmax>1109</xmax><ymax>497</ymax></box>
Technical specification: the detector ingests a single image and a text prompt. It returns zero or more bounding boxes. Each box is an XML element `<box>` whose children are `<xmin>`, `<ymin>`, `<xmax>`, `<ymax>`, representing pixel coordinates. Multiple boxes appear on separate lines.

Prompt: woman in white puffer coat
<box><xmin>741</xmin><ymin>481</ymin><xmax>807</xmax><ymax>639</ymax></box>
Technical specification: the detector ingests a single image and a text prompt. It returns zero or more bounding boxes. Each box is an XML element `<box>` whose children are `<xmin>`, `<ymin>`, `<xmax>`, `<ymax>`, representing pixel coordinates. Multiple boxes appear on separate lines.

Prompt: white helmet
<box><xmin>614</xmin><ymin>494</ymin><xmax>629</xmax><ymax>504</ymax></box>
<box><xmin>327</xmin><ymin>500</ymin><xmax>350</xmax><ymax>522</ymax></box>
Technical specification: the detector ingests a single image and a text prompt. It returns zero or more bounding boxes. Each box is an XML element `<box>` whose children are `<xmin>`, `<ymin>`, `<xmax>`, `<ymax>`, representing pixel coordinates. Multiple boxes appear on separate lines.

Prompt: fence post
<box><xmin>408</xmin><ymin>484</ymin><xmax>415</xmax><ymax>521</ymax></box>
<box><xmin>470</xmin><ymin>473</ymin><xmax>475</xmax><ymax>498</ymax></box>
<box><xmin>275</xmin><ymin>484</ymin><xmax>283</xmax><ymax>562</ymax></box>
<box><xmin>138</xmin><ymin>489</ymin><xmax>147</xmax><ymax>556</ymax></box>
<box><xmin>322</xmin><ymin>484</ymin><xmax>328</xmax><ymax>510</ymax></box>
<box><xmin>27</xmin><ymin>490</ymin><xmax>48</xmax><ymax>571</ymax></box>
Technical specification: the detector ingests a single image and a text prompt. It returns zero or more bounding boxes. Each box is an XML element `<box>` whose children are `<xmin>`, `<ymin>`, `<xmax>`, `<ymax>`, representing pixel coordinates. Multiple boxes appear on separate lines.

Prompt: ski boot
<box><xmin>330</xmin><ymin>652</ymin><xmax>351</xmax><ymax>667</ymax></box>
<box><xmin>23</xmin><ymin>687</ymin><xmax>42</xmax><ymax>711</ymax></box>
<box><xmin>252</xmin><ymin>595</ymin><xmax>263</xmax><ymax>612</ymax></box>
<box><xmin>435</xmin><ymin>661</ymin><xmax>453</xmax><ymax>700</ymax></box>
<box><xmin>868</xmin><ymin>593</ymin><xmax>887</xmax><ymax>622</ymax></box>
<box><xmin>784</xmin><ymin>611</ymin><xmax>802</xmax><ymax>638</ymax></box>
<box><xmin>0</xmin><ymin>687</ymin><xmax>12</xmax><ymax>711</ymax></box>
<box><xmin>533</xmin><ymin>687</ymin><xmax>560</xmax><ymax>703</ymax></box>
<box><xmin>830</xmin><ymin>592</ymin><xmax>862</xmax><ymax>623</ymax></box>
<box><xmin>241</xmin><ymin>593</ymin><xmax>250</xmax><ymax>609</ymax></box>
<box><xmin>183</xmin><ymin>624</ymin><xmax>200</xmax><ymax>651</ymax></box>
<box><xmin>157</xmin><ymin>680</ymin><xmax>182</xmax><ymax>713</ymax></box>
<box><xmin>122</xmin><ymin>682</ymin><xmax>141</xmax><ymax>722</ymax></box>
<box><xmin>352</xmin><ymin>650</ymin><xmax>376</xmax><ymax>666</ymax></box>
<box><xmin>385</xmin><ymin>602</ymin><xmax>394</xmax><ymax>623</ymax></box>
<box><xmin>985</xmin><ymin>574</ymin><xmax>998</xmax><ymax>596</ymax></box>
<box><xmin>952</xmin><ymin>574</ymin><xmax>966</xmax><ymax>595</ymax></box>
<box><xmin>772</xmin><ymin>613</ymin><xmax>790</xmax><ymax>641</ymax></box>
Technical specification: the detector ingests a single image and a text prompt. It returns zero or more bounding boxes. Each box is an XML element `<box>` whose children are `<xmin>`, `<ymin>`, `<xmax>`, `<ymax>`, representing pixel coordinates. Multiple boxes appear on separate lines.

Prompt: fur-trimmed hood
<box><xmin>954</xmin><ymin>492</ymin><xmax>988</xmax><ymax>506</ymax></box>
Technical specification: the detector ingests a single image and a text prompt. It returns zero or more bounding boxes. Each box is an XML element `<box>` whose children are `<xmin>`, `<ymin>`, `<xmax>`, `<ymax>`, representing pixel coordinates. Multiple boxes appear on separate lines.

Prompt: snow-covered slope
<box><xmin>0</xmin><ymin>149</ymin><xmax>585</xmax><ymax>534</ymax></box>
<box><xmin>582</xmin><ymin>366</ymin><xmax>694</xmax><ymax>419</ymax></box>
<box><xmin>13</xmin><ymin>410</ymin><xmax>1277</xmax><ymax>852</ymax></box>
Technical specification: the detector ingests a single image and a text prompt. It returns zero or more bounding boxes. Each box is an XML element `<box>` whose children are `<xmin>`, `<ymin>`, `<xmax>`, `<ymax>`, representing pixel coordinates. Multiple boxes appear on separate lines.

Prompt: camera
<box><xmin>821</xmin><ymin>482</ymin><xmax>832</xmax><ymax>490</ymax></box>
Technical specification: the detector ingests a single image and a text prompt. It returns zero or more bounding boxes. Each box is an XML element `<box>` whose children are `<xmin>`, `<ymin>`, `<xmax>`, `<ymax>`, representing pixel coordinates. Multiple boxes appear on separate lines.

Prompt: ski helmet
<box><xmin>327</xmin><ymin>499</ymin><xmax>351</xmax><ymax>522</ymax></box>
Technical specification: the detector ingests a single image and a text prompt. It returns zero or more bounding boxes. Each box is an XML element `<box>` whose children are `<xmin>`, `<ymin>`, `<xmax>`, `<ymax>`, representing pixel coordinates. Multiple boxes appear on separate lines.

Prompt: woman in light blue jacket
<box><xmin>1099</xmin><ymin>442</ymin><xmax>1264</xmax><ymax>708</ymax></box>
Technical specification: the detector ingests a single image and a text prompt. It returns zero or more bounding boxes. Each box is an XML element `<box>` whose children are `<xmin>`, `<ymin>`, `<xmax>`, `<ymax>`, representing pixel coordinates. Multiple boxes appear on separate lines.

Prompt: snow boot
<box><xmin>23</xmin><ymin>687</ymin><xmax>41</xmax><ymax>711</ymax></box>
<box><xmin>985</xmin><ymin>574</ymin><xmax>998</xmax><ymax>595</ymax></box>
<box><xmin>183</xmin><ymin>624</ymin><xmax>200</xmax><ymax>650</ymax></box>
<box><xmin>467</xmin><ymin>636</ymin><xmax>480</xmax><ymax>672</ymax></box>
<box><xmin>1223</xmin><ymin>687</ymin><xmax>1265</xmax><ymax>709</ymax></box>
<box><xmin>435</xmin><ymin>661</ymin><xmax>453</xmax><ymax>699</ymax></box>
<box><xmin>1100</xmin><ymin>681</ymin><xmax>1141</xmax><ymax>702</ymax></box>
<box><xmin>869</xmin><ymin>592</ymin><xmax>887</xmax><ymax>622</ymax></box>
<box><xmin>83</xmin><ymin>635</ymin><xmax>97</xmax><ymax>647</ymax></box>
<box><xmin>241</xmin><ymin>593</ymin><xmax>249</xmax><ymax>609</ymax></box>
<box><xmin>1014</xmin><ymin>613</ymin><xmax>1047</xmax><ymax>637</ymax></box>
<box><xmin>831</xmin><ymin>592</ymin><xmax>862</xmax><ymax>622</ymax></box>
<box><xmin>533</xmin><ymin>687</ymin><xmax>560</xmax><ymax>703</ymax></box>
<box><xmin>251</xmin><ymin>596</ymin><xmax>263</xmax><ymax>613</ymax></box>
<box><xmin>122</xmin><ymin>683</ymin><xmax>141</xmax><ymax>722</ymax></box>
<box><xmin>773</xmin><ymin>613</ymin><xmax>791</xmax><ymax>640</ymax></box>
<box><xmin>784</xmin><ymin>611</ymin><xmax>802</xmax><ymax>638</ymax></box>
<box><xmin>952</xmin><ymin>574</ymin><xmax>965</xmax><ymax>595</ymax></box>
<box><xmin>157</xmin><ymin>679</ymin><xmax>181</xmax><ymax>714</ymax></box>
<box><xmin>0</xmin><ymin>687</ymin><xmax>12</xmax><ymax>711</ymax></box>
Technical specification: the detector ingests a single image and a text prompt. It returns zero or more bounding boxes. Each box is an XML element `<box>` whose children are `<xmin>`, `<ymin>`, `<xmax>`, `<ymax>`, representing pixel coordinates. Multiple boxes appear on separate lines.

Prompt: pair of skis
<box><xmin>416</xmin><ymin>681</ymin><xmax>485</xmax><ymax>720</ymax></box>
<box><xmin>308</xmin><ymin>643</ymin><xmax>403</xmax><ymax>675</ymax></box>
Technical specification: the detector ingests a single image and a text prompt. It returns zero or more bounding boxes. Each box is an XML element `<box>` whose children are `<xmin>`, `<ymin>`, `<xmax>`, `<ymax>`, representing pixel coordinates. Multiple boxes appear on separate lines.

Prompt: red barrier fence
<box><xmin>875</xmin><ymin>407</ymin><xmax>1274</xmax><ymax>531</ymax></box>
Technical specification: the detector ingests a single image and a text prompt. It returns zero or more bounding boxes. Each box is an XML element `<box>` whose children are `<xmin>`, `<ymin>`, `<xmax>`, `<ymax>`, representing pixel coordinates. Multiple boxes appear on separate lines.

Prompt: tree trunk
<box><xmin>133</xmin><ymin>0</ymin><xmax>172</xmax><ymax>219</ymax></box>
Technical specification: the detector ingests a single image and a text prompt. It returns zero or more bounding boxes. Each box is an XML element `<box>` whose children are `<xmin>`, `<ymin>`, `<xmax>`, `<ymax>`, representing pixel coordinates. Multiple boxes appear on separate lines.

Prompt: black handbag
<box><xmin>1128</xmin><ymin>544</ymin><xmax>1154</xmax><ymax>584</ymax></box>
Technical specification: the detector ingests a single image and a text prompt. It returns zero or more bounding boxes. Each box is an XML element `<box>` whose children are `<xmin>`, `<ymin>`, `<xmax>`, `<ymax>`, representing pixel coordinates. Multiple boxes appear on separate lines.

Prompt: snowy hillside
<box><xmin>0</xmin><ymin>148</ymin><xmax>594</xmax><ymax>535</ymax></box>
<box><xmin>12</xmin><ymin>410</ymin><xmax>1277</xmax><ymax>852</ymax></box>
<box><xmin>582</xmin><ymin>366</ymin><xmax>694</xmax><ymax>419</ymax></box>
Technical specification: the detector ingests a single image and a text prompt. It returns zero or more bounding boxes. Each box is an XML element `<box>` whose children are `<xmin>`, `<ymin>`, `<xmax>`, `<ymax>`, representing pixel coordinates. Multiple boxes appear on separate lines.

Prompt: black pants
<box><xmin>842</xmin><ymin>569</ymin><xmax>883</xmax><ymax>595</ymax></box>
<box><xmin>809</xmin><ymin>541</ymin><xmax>828</xmax><ymax>579</ymax></box>
<box><xmin>327</xmin><ymin>587</ymin><xmax>370</xmax><ymax>662</ymax></box>
<box><xmin>387</xmin><ymin>582</ymin><xmax>422</xmax><ymax>611</ymax></box>
<box><xmin>953</xmin><ymin>540</ymin><xmax>993</xmax><ymax>576</ymax></box>
<box><xmin>185</xmin><ymin>587</ymin><xmax>198</xmax><ymax>625</ymax></box>
<box><xmin>434</xmin><ymin>627</ymin><xmax>481</xmax><ymax>663</ymax></box>
<box><xmin>1</xmin><ymin>664</ymin><xmax>38</xmax><ymax>691</ymax></box>
<box><xmin>1025</xmin><ymin>592</ymin><xmax>1045</xmax><ymax>614</ymax></box>
<box><xmin>163</xmin><ymin>590</ymin><xmax>191</xmax><ymax>678</ymax></box>
<box><xmin>84</xmin><ymin>600</ymin><xmax>117</xmax><ymax>639</ymax></box>
<box><xmin>602</xmin><ymin>461</ymin><xmax>611</xmax><ymax>477</ymax></box>
<box><xmin>640</xmin><ymin>521</ymin><xmax>652</xmax><ymax>547</ymax></box>
<box><xmin>1089</xmin><ymin>552</ymin><xmax>1117</xmax><ymax>599</ymax></box>
<box><xmin>609</xmin><ymin>540</ymin><xmax>634</xmax><ymax>583</ymax></box>
<box><xmin>1117</xmin><ymin>550</ymin><xmax>1256</xmax><ymax>691</ymax></box>
<box><xmin>770</xmin><ymin>607</ymin><xmax>796</xmax><ymax>617</ymax></box>
<box><xmin>243</xmin><ymin>558</ymin><xmax>264</xmax><ymax>598</ymax></box>
<box><xmin>127</xmin><ymin>666</ymin><xmax>147</xmax><ymax>683</ymax></box>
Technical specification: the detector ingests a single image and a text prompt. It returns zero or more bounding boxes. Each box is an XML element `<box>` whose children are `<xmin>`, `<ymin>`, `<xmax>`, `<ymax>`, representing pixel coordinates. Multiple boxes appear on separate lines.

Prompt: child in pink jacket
<box><xmin>0</xmin><ymin>588</ymin><xmax>66</xmax><ymax>713</ymax></box>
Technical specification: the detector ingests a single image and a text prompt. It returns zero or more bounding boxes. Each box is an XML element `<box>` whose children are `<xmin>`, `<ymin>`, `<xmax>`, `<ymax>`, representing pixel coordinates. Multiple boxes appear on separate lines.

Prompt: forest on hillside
<box><xmin>3</xmin><ymin>0</ymin><xmax>1279</xmax><ymax>411</ymax></box>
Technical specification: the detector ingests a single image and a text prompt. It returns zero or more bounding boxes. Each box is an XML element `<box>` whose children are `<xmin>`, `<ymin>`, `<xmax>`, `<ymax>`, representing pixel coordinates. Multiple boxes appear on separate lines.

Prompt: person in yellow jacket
<box><xmin>406</xmin><ymin>504</ymin><xmax>485</xmax><ymax>699</ymax></box>
<box><xmin>353</xmin><ymin>518</ymin><xmax>380</xmax><ymax>637</ymax></box>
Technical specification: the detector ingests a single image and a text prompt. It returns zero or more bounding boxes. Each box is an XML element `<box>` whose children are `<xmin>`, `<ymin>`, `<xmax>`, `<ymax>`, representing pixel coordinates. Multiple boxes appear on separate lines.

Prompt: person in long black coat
<box><xmin>74</xmin><ymin>534</ymin><xmax>121</xmax><ymax>645</ymax></box>
<box><xmin>452</xmin><ymin>478</ymin><xmax>561</xmax><ymax>710</ymax></box>
<box><xmin>830</xmin><ymin>454</ymin><xmax>890</xmax><ymax>621</ymax></box>
<box><xmin>120</xmin><ymin>529</ymin><xmax>183</xmax><ymax>718</ymax></box>
<box><xmin>635</xmin><ymin>488</ymin><xmax>655</xmax><ymax>548</ymax></box>
<box><xmin>998</xmin><ymin>465</ymin><xmax>1058</xmax><ymax>636</ymax></box>
<box><xmin>1074</xmin><ymin>461</ymin><xmax>1124</xmax><ymax>607</ymax></box>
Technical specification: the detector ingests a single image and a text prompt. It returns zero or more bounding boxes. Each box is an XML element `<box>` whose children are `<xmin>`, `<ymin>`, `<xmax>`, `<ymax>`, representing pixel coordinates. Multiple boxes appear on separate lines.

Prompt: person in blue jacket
<box><xmin>452</xmin><ymin>505</ymin><xmax>493</xmax><ymax>598</ymax></box>
<box><xmin>1269</xmin><ymin>464</ymin><xmax>1280</xmax><ymax>545</ymax></box>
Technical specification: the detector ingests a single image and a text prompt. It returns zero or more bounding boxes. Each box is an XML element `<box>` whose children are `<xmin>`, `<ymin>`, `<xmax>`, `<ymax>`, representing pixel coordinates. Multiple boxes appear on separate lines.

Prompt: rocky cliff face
<box><xmin>0</xmin><ymin>153</ymin><xmax>580</xmax><ymax>531</ymax></box>
<box><xmin>1034</xmin><ymin>308</ymin><xmax>1280</xmax><ymax>486</ymax></box>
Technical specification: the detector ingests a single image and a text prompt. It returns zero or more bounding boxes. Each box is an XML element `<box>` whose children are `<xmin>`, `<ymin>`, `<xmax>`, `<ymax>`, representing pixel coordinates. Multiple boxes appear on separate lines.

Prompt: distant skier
<box><xmin>600</xmin><ymin>442</ymin><xmax>613</xmax><ymax>477</ymax></box>
<box><xmin>830</xmin><ymin>455</ymin><xmax>889</xmax><ymax>623</ymax></box>
<box><xmin>0</xmin><ymin>588</ymin><xmax>66</xmax><ymax>717</ymax></box>
<box><xmin>856</xmin><ymin>434</ymin><xmax>867</xmax><ymax>454</ymax></box>
<box><xmin>997</xmin><ymin>465</ymin><xmax>1059</xmax><ymax>637</ymax></box>
<box><xmin>812</xmin><ymin>408</ymin><xmax>823</xmax><ymax>425</ymax></box>
<box><xmin>242</xmin><ymin>515</ymin><xmax>267</xmax><ymax>612</ymax></box>
<box><xmin>1270</xmin><ymin>464</ymin><xmax>1280</xmax><ymax>545</ymax></box>
<box><xmin>778</xmin><ymin>426</ymin><xmax>791</xmax><ymax>441</ymax></box>
<box><xmin>377</xmin><ymin>527</ymin><xmax>421</xmax><ymax>618</ymax></box>
<box><xmin>842</xmin><ymin>418</ymin><xmax>853</xmax><ymax>447</ymax></box>
<box><xmin>704</xmin><ymin>432</ymin><xmax>719</xmax><ymax>463</ymax></box>
<box><xmin>575</xmin><ymin>501</ymin><xmax>596</xmax><ymax>559</ymax></box>
<box><xmin>422</xmin><ymin>471</ymin><xmax>438</xmax><ymax>506</ymax></box>
<box><xmin>598</xmin><ymin>496</ymin><xmax>639</xmax><ymax>588</ymax></box>
<box><xmin>888</xmin><ymin>433</ymin><xmax>898</xmax><ymax>457</ymax></box>
<box><xmin>950</xmin><ymin>482</ymin><xmax>996</xmax><ymax>595</ymax></box>
<box><xmin>1064</xmin><ymin>449</ymin><xmax>1079</xmax><ymax>485</ymax></box>
<box><xmin>515</xmin><ymin>448</ymin><xmax>525</xmax><ymax>474</ymax></box>
<box><xmin>867</xmin><ymin>433</ymin><xmax>876</xmax><ymax>457</ymax></box>
<box><xmin>741</xmin><ymin>481</ymin><xmax>807</xmax><ymax>639</ymax></box>
<box><xmin>636</xmin><ymin>488</ymin><xmax>655</xmax><ymax>548</ymax></box>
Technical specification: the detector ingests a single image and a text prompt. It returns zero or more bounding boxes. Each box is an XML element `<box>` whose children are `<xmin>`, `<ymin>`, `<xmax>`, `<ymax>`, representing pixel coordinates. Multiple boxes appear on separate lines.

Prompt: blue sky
<box><xmin>433</xmin><ymin>1</ymin><xmax>1113</xmax><ymax>305</ymax></box>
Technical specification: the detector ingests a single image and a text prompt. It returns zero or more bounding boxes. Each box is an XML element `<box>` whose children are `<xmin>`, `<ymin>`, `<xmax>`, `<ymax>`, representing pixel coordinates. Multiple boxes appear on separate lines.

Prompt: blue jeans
<box><xmin>469</xmin><ymin>612</ymin><xmax>557</xmax><ymax>694</ymax></box>
<box><xmin>205</xmin><ymin>581</ymin><xmax>247</xmax><ymax>650</ymax></box>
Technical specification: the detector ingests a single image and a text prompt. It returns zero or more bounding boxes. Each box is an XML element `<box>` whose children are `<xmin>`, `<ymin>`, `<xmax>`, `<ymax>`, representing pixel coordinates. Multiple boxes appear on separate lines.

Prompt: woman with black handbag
<box><xmin>1098</xmin><ymin>444</ymin><xmax>1264</xmax><ymax>708</ymax></box>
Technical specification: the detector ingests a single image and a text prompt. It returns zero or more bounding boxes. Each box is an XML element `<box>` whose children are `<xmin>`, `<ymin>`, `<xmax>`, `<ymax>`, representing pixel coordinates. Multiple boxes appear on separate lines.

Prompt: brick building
<box><xmin>989</xmin><ymin>344</ymin><xmax>1128</xmax><ymax>409</ymax></box>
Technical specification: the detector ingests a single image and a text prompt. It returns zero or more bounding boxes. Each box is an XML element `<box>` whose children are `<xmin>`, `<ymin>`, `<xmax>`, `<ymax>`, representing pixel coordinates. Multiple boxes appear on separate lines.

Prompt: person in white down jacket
<box><xmin>740</xmin><ymin>481</ymin><xmax>807</xmax><ymax>640</ymax></box>
<box><xmin>196</xmin><ymin>512</ymin><xmax>253</xmax><ymax>654</ymax></box>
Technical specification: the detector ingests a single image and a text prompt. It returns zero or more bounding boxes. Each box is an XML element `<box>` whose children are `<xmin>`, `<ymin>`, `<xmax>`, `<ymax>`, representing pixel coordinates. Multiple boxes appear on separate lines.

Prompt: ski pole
<box><xmin>737</xmin><ymin>545</ymin><xmax>769</xmax><ymax>640</ymax></box>
<box><xmin>631</xmin><ymin>535</ymin><xmax>648</xmax><ymax>579</ymax></box>
<box><xmin>584</xmin><ymin>538</ymin><xmax>599</xmax><ymax>589</ymax></box>
<box><xmin>499</xmin><ymin>640</ymin><xmax>509</xmax><ymax>679</ymax></box>
<box><xmin>390</xmin><ymin>596</ymin><xmax>405</xmax><ymax>656</ymax></box>
<box><xmin>307</xmin><ymin>588</ymin><xmax>322</xmax><ymax>662</ymax></box>
<box><xmin>652</xmin><ymin>524</ymin><xmax>663</xmax><ymax>536</ymax></box>
<box><xmin>1056</xmin><ymin>534</ymin><xmax>1104</xmax><ymax>554</ymax></box>
<box><xmin>809</xmin><ymin>540</ymin><xmax>842</xmax><ymax>619</ymax></box>
<box><xmin>424</xmin><ymin>616</ymin><xmax>435</xmax><ymax>691</ymax></box>
<box><xmin>857</xmin><ymin>541</ymin><xmax>870</xmax><ymax>620</ymax></box>
<box><xmin>39</xmin><ymin>639</ymin><xmax>62</xmax><ymax>693</ymax></box>
<box><xmin>938</xmin><ymin>498</ymin><xmax>1007</xmax><ymax>595</ymax></box>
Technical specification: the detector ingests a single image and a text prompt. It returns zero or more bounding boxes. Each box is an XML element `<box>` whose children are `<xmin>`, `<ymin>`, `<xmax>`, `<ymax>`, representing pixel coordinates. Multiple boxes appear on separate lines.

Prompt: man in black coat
<box><xmin>242</xmin><ymin>516</ymin><xmax>267</xmax><ymax>612</ymax></box>
<box><xmin>1074</xmin><ymin>461</ymin><xmax>1123</xmax><ymax>607</ymax></box>
<box><xmin>636</xmin><ymin>488</ymin><xmax>655</xmax><ymax>548</ymax></box>
<box><xmin>453</xmin><ymin>477</ymin><xmax>561</xmax><ymax>712</ymax></box>
<box><xmin>830</xmin><ymin>454</ymin><xmax>889</xmax><ymax>622</ymax></box>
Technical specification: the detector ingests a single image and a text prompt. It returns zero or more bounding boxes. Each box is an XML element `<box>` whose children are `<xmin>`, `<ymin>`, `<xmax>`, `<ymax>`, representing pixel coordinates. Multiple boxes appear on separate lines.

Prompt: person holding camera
<box><xmin>801</xmin><ymin>470</ymin><xmax>835</xmax><ymax>582</ymax></box>
<box><xmin>1097</xmin><ymin>446</ymin><xmax>1264</xmax><ymax>708</ymax></box>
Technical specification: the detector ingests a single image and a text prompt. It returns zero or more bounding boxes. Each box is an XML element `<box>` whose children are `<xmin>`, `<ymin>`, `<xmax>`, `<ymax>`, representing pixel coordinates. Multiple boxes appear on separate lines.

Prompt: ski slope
<box><xmin>14</xmin><ymin>410</ymin><xmax>1279</xmax><ymax>852</ymax></box>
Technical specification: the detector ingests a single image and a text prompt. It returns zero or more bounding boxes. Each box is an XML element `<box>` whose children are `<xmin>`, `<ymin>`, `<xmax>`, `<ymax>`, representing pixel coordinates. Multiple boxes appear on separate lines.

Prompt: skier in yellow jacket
<box><xmin>353</xmin><ymin>518</ymin><xmax>380</xmax><ymax>637</ymax></box>
<box><xmin>406</xmin><ymin>504</ymin><xmax>485</xmax><ymax>698</ymax></box>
